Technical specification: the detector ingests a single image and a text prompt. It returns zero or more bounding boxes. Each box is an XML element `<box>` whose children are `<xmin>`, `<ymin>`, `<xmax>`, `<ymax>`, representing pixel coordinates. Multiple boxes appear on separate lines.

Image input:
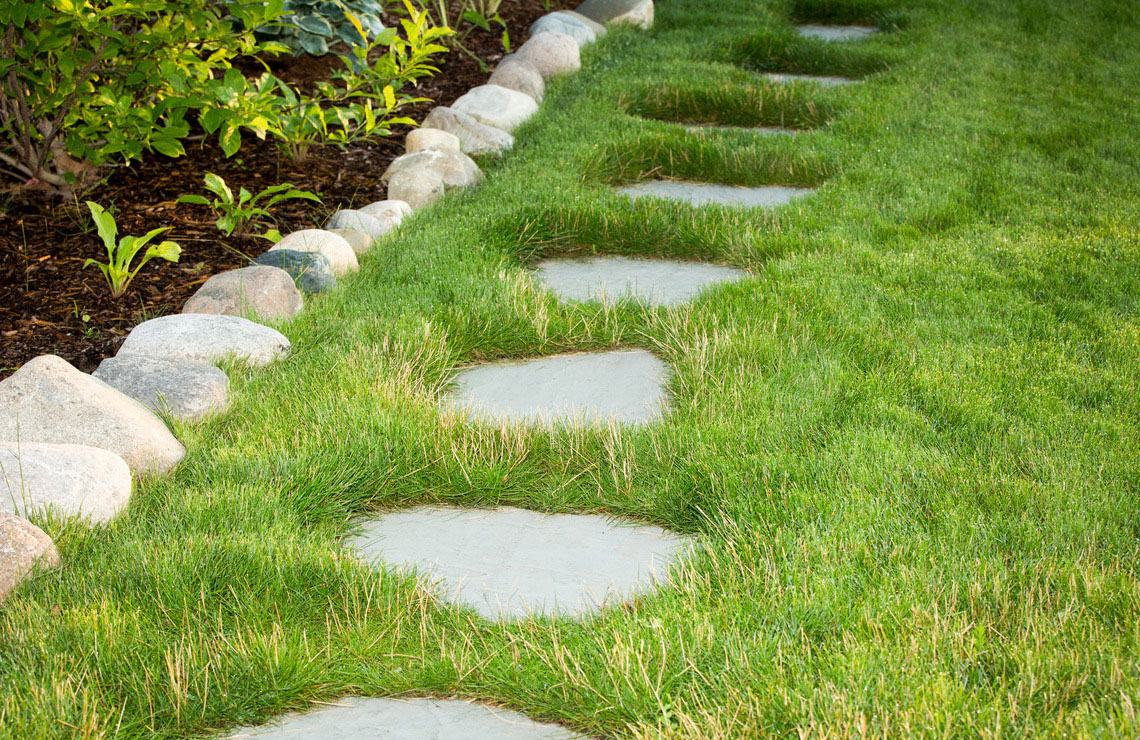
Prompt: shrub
<box><xmin>257</xmin><ymin>0</ymin><xmax>389</xmax><ymax>57</ymax></box>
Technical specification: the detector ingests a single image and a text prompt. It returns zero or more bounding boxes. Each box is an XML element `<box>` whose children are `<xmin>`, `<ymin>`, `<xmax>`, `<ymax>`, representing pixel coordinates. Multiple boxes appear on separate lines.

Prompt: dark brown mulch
<box><xmin>0</xmin><ymin>0</ymin><xmax>569</xmax><ymax>378</ymax></box>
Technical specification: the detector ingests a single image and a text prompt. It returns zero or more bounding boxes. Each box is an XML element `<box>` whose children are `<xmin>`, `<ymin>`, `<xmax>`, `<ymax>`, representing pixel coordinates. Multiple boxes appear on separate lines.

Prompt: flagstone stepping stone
<box><xmin>328</xmin><ymin>228</ymin><xmax>373</xmax><ymax>256</ymax></box>
<box><xmin>0</xmin><ymin>442</ymin><xmax>131</xmax><ymax>524</ymax></box>
<box><xmin>796</xmin><ymin>24</ymin><xmax>878</xmax><ymax>41</ymax></box>
<box><xmin>530</xmin><ymin>11</ymin><xmax>603</xmax><ymax>47</ymax></box>
<box><xmin>0</xmin><ymin>355</ymin><xmax>186</xmax><ymax>477</ymax></box>
<box><xmin>93</xmin><ymin>354</ymin><xmax>228</xmax><ymax>422</ymax></box>
<box><xmin>405</xmin><ymin>127</ymin><xmax>461</xmax><ymax>153</ymax></box>
<box><xmin>347</xmin><ymin>507</ymin><xmax>693</xmax><ymax>621</ymax></box>
<box><xmin>452</xmin><ymin>85</ymin><xmax>540</xmax><ymax>134</ymax></box>
<box><xmin>0</xmin><ymin>513</ymin><xmax>59</xmax><ymax>601</ymax></box>
<box><xmin>118</xmin><ymin>315</ymin><xmax>291</xmax><ymax>368</ymax></box>
<box><xmin>422</xmin><ymin>106</ymin><xmax>516</xmax><ymax>157</ymax></box>
<box><xmin>576</xmin><ymin>0</ymin><xmax>653</xmax><ymax>29</ymax></box>
<box><xmin>617</xmin><ymin>181</ymin><xmax>813</xmax><ymax>209</ymax></box>
<box><xmin>225</xmin><ymin>696</ymin><xmax>586</xmax><ymax>738</ymax></box>
<box><xmin>488</xmin><ymin>56</ymin><xmax>545</xmax><ymax>102</ymax></box>
<box><xmin>762</xmin><ymin>71</ymin><xmax>857</xmax><ymax>87</ymax></box>
<box><xmin>445</xmin><ymin>349</ymin><xmax>668</xmax><ymax>427</ymax></box>
<box><xmin>516</xmin><ymin>32</ymin><xmax>581</xmax><ymax>78</ymax></box>
<box><xmin>535</xmin><ymin>257</ymin><xmax>747</xmax><ymax>306</ymax></box>
<box><xmin>254</xmin><ymin>250</ymin><xmax>337</xmax><ymax>294</ymax></box>
<box><xmin>270</xmin><ymin>230</ymin><xmax>358</xmax><ymax>276</ymax></box>
<box><xmin>684</xmin><ymin>123</ymin><xmax>794</xmax><ymax>136</ymax></box>
<box><xmin>182</xmin><ymin>265</ymin><xmax>303</xmax><ymax>321</ymax></box>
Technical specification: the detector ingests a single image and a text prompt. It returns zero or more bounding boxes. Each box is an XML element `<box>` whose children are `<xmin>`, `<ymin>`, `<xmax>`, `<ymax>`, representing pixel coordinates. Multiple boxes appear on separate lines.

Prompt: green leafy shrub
<box><xmin>83</xmin><ymin>202</ymin><xmax>181</xmax><ymax>298</ymax></box>
<box><xmin>176</xmin><ymin>173</ymin><xmax>321</xmax><ymax>236</ymax></box>
<box><xmin>258</xmin><ymin>0</ymin><xmax>388</xmax><ymax>57</ymax></box>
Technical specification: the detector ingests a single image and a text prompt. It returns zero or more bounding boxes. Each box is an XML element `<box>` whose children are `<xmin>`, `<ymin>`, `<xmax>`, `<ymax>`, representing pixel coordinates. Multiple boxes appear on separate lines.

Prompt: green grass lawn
<box><xmin>3</xmin><ymin>0</ymin><xmax>1140</xmax><ymax>736</ymax></box>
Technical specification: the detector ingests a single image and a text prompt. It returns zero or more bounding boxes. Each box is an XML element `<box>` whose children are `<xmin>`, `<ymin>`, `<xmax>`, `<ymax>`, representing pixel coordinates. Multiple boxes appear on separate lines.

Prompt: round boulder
<box><xmin>270</xmin><ymin>229</ymin><xmax>358</xmax><ymax>276</ymax></box>
<box><xmin>422</xmin><ymin>106</ymin><xmax>515</xmax><ymax>156</ymax></box>
<box><xmin>0</xmin><ymin>513</ymin><xmax>60</xmax><ymax>601</ymax></box>
<box><xmin>93</xmin><ymin>354</ymin><xmax>229</xmax><ymax>422</ymax></box>
<box><xmin>488</xmin><ymin>56</ymin><xmax>545</xmax><ymax>102</ymax></box>
<box><xmin>117</xmin><ymin>314</ymin><xmax>291</xmax><ymax>368</ymax></box>
<box><xmin>182</xmin><ymin>265</ymin><xmax>302</xmax><ymax>321</ymax></box>
<box><xmin>516</xmin><ymin>32</ymin><xmax>581</xmax><ymax>78</ymax></box>
<box><xmin>576</xmin><ymin>0</ymin><xmax>653</xmax><ymax>29</ymax></box>
<box><xmin>254</xmin><ymin>250</ymin><xmax>336</xmax><ymax>294</ymax></box>
<box><xmin>326</xmin><ymin>209</ymin><xmax>391</xmax><ymax>241</ymax></box>
<box><xmin>451</xmin><ymin>84</ymin><xmax>540</xmax><ymax>133</ymax></box>
<box><xmin>327</xmin><ymin>228</ymin><xmax>373</xmax><ymax>256</ymax></box>
<box><xmin>0</xmin><ymin>442</ymin><xmax>132</xmax><ymax>524</ymax></box>
<box><xmin>358</xmin><ymin>199</ymin><xmax>413</xmax><ymax>227</ymax></box>
<box><xmin>405</xmin><ymin>127</ymin><xmax>461</xmax><ymax>153</ymax></box>
<box><xmin>530</xmin><ymin>11</ymin><xmax>602</xmax><ymax>46</ymax></box>
<box><xmin>386</xmin><ymin>167</ymin><xmax>446</xmax><ymax>210</ymax></box>
<box><xmin>381</xmin><ymin>149</ymin><xmax>482</xmax><ymax>191</ymax></box>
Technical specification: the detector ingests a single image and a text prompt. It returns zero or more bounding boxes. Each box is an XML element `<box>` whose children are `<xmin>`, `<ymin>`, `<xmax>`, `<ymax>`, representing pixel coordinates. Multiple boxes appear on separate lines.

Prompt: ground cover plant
<box><xmin>2</xmin><ymin>0</ymin><xmax>1140</xmax><ymax>737</ymax></box>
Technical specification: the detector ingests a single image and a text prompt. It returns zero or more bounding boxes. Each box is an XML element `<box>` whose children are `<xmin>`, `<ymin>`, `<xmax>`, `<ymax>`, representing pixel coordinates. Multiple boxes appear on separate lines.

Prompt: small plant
<box><xmin>176</xmin><ymin>172</ymin><xmax>321</xmax><ymax>236</ymax></box>
<box><xmin>83</xmin><ymin>202</ymin><xmax>181</xmax><ymax>299</ymax></box>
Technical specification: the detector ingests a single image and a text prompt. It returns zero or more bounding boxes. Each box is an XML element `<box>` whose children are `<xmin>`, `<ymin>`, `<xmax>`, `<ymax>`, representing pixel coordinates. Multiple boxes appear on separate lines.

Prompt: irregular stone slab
<box><xmin>348</xmin><ymin>506</ymin><xmax>693</xmax><ymax>620</ymax></box>
<box><xmin>446</xmin><ymin>349</ymin><xmax>669</xmax><ymax>427</ymax></box>
<box><xmin>328</xmin><ymin>228</ymin><xmax>373</xmax><ymax>256</ymax></box>
<box><xmin>451</xmin><ymin>85</ymin><xmax>539</xmax><ymax>134</ymax></box>
<box><xmin>762</xmin><ymin>72</ymin><xmax>857</xmax><ymax>87</ymax></box>
<box><xmin>387</xmin><ymin>167</ymin><xmax>445</xmax><ymax>210</ymax></box>
<box><xmin>536</xmin><ymin>257</ymin><xmax>747</xmax><ymax>306</ymax></box>
<box><xmin>270</xmin><ymin>229</ymin><xmax>358</xmax><ymax>276</ymax></box>
<box><xmin>326</xmin><ymin>209</ymin><xmax>389</xmax><ymax>241</ymax></box>
<box><xmin>254</xmin><ymin>250</ymin><xmax>337</xmax><ymax>294</ymax></box>
<box><xmin>422</xmin><ymin>106</ymin><xmax>515</xmax><ymax>157</ymax></box>
<box><xmin>0</xmin><ymin>355</ymin><xmax>185</xmax><ymax>476</ymax></box>
<box><xmin>531</xmin><ymin>11</ymin><xmax>603</xmax><ymax>46</ymax></box>
<box><xmin>796</xmin><ymin>24</ymin><xmax>878</xmax><ymax>41</ymax></box>
<box><xmin>488</xmin><ymin>56</ymin><xmax>545</xmax><ymax>102</ymax></box>
<box><xmin>405</xmin><ymin>127</ymin><xmax>460</xmax><ymax>153</ymax></box>
<box><xmin>617</xmin><ymin>181</ymin><xmax>814</xmax><ymax>209</ymax></box>
<box><xmin>381</xmin><ymin>149</ymin><xmax>482</xmax><ymax>191</ymax></box>
<box><xmin>226</xmin><ymin>697</ymin><xmax>585</xmax><ymax>739</ymax></box>
<box><xmin>0</xmin><ymin>513</ymin><xmax>59</xmax><ymax>601</ymax></box>
<box><xmin>576</xmin><ymin>0</ymin><xmax>653</xmax><ymax>29</ymax></box>
<box><xmin>182</xmin><ymin>265</ymin><xmax>302</xmax><ymax>321</ymax></box>
<box><xmin>684</xmin><ymin>123</ymin><xmax>795</xmax><ymax>136</ymax></box>
<box><xmin>516</xmin><ymin>32</ymin><xmax>581</xmax><ymax>78</ymax></box>
<box><xmin>118</xmin><ymin>315</ymin><xmax>290</xmax><ymax>368</ymax></box>
<box><xmin>93</xmin><ymin>354</ymin><xmax>228</xmax><ymax>422</ymax></box>
<box><xmin>0</xmin><ymin>442</ymin><xmax>131</xmax><ymax>524</ymax></box>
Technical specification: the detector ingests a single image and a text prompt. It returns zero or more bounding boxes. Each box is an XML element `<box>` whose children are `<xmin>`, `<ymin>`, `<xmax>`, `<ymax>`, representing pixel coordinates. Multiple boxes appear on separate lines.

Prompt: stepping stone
<box><xmin>0</xmin><ymin>442</ymin><xmax>131</xmax><ymax>524</ymax></box>
<box><xmin>0</xmin><ymin>512</ymin><xmax>60</xmax><ymax>601</ymax></box>
<box><xmin>535</xmin><ymin>257</ymin><xmax>747</xmax><ymax>306</ymax></box>
<box><xmin>684</xmin><ymin>123</ymin><xmax>795</xmax><ymax>136</ymax></box>
<box><xmin>762</xmin><ymin>72</ymin><xmax>856</xmax><ymax>87</ymax></box>
<box><xmin>0</xmin><ymin>355</ymin><xmax>186</xmax><ymax>477</ymax></box>
<box><xmin>347</xmin><ymin>507</ymin><xmax>693</xmax><ymax>620</ymax></box>
<box><xmin>118</xmin><ymin>314</ymin><xmax>291</xmax><ymax>368</ymax></box>
<box><xmin>796</xmin><ymin>24</ymin><xmax>878</xmax><ymax>41</ymax></box>
<box><xmin>93</xmin><ymin>354</ymin><xmax>229</xmax><ymax>422</ymax></box>
<box><xmin>516</xmin><ymin>32</ymin><xmax>581</xmax><ymax>78</ymax></box>
<box><xmin>617</xmin><ymin>181</ymin><xmax>813</xmax><ymax>209</ymax></box>
<box><xmin>254</xmin><ymin>250</ymin><xmax>336</xmax><ymax>294</ymax></box>
<box><xmin>225</xmin><ymin>696</ymin><xmax>586</xmax><ymax>738</ymax></box>
<box><xmin>445</xmin><ymin>349</ymin><xmax>669</xmax><ymax>427</ymax></box>
<box><xmin>182</xmin><ymin>265</ymin><xmax>303</xmax><ymax>321</ymax></box>
<box><xmin>422</xmin><ymin>106</ymin><xmax>515</xmax><ymax>157</ymax></box>
<box><xmin>451</xmin><ymin>85</ymin><xmax>539</xmax><ymax>134</ymax></box>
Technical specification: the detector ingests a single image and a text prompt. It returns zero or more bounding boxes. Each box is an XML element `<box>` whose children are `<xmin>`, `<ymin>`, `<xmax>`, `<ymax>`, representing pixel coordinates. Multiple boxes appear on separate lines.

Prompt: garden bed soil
<box><xmin>0</xmin><ymin>0</ymin><xmax>569</xmax><ymax>378</ymax></box>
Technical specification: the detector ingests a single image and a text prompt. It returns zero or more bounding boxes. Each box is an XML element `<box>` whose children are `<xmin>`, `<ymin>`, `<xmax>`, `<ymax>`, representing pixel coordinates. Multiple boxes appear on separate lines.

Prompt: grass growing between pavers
<box><xmin>3</xmin><ymin>0</ymin><xmax>1140</xmax><ymax>736</ymax></box>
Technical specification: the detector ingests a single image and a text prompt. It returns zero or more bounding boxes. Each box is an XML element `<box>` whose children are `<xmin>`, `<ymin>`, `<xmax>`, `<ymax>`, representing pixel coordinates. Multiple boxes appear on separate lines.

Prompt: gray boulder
<box><xmin>0</xmin><ymin>442</ymin><xmax>132</xmax><ymax>524</ymax></box>
<box><xmin>0</xmin><ymin>355</ymin><xmax>186</xmax><ymax>476</ymax></box>
<box><xmin>516</xmin><ymin>32</ymin><xmax>581</xmax><ymax>78</ymax></box>
<box><xmin>270</xmin><ymin>229</ymin><xmax>358</xmax><ymax>276</ymax></box>
<box><xmin>326</xmin><ymin>209</ymin><xmax>392</xmax><ymax>241</ymax></box>
<box><xmin>182</xmin><ymin>265</ymin><xmax>302</xmax><ymax>321</ymax></box>
<box><xmin>93</xmin><ymin>354</ymin><xmax>228</xmax><ymax>422</ymax></box>
<box><xmin>254</xmin><ymin>250</ymin><xmax>337</xmax><ymax>294</ymax></box>
<box><xmin>359</xmin><ymin>199</ymin><xmax>413</xmax><ymax>227</ymax></box>
<box><xmin>422</xmin><ymin>106</ymin><xmax>515</xmax><ymax>157</ymax></box>
<box><xmin>530</xmin><ymin>11</ymin><xmax>603</xmax><ymax>46</ymax></box>
<box><xmin>488</xmin><ymin>56</ymin><xmax>545</xmax><ymax>102</ymax></box>
<box><xmin>117</xmin><ymin>314</ymin><xmax>291</xmax><ymax>368</ymax></box>
<box><xmin>387</xmin><ymin>167</ymin><xmax>446</xmax><ymax>210</ymax></box>
<box><xmin>406</xmin><ymin>128</ymin><xmax>461</xmax><ymax>153</ymax></box>
<box><xmin>576</xmin><ymin>0</ymin><xmax>653</xmax><ymax>28</ymax></box>
<box><xmin>451</xmin><ymin>85</ymin><xmax>540</xmax><ymax>133</ymax></box>
<box><xmin>381</xmin><ymin>149</ymin><xmax>482</xmax><ymax>190</ymax></box>
<box><xmin>327</xmin><ymin>228</ymin><xmax>373</xmax><ymax>256</ymax></box>
<box><xmin>0</xmin><ymin>512</ymin><xmax>59</xmax><ymax>601</ymax></box>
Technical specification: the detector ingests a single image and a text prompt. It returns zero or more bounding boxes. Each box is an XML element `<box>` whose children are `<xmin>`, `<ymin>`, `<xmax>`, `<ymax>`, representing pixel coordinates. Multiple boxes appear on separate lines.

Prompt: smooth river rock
<box><xmin>0</xmin><ymin>513</ymin><xmax>60</xmax><ymax>601</ymax></box>
<box><xmin>451</xmin><ymin>85</ymin><xmax>539</xmax><ymax>134</ymax></box>
<box><xmin>516</xmin><ymin>32</ymin><xmax>581</xmax><ymax>78</ymax></box>
<box><xmin>254</xmin><ymin>250</ymin><xmax>337</xmax><ymax>294</ymax></box>
<box><xmin>530</xmin><ymin>11</ymin><xmax>604</xmax><ymax>47</ymax></box>
<box><xmin>0</xmin><ymin>355</ymin><xmax>185</xmax><ymax>476</ymax></box>
<box><xmin>0</xmin><ymin>442</ymin><xmax>131</xmax><ymax>524</ymax></box>
<box><xmin>405</xmin><ymin>127</ymin><xmax>461</xmax><ymax>153</ymax></box>
<box><xmin>93</xmin><ymin>354</ymin><xmax>228</xmax><ymax>422</ymax></box>
<box><xmin>328</xmin><ymin>228</ymin><xmax>373</xmax><ymax>256</ymax></box>
<box><xmin>381</xmin><ymin>148</ymin><xmax>482</xmax><ymax>191</ymax></box>
<box><xmin>348</xmin><ymin>506</ymin><xmax>694</xmax><ymax>620</ymax></box>
<box><xmin>358</xmin><ymin>199</ymin><xmax>413</xmax><ymax>228</ymax></box>
<box><xmin>182</xmin><ymin>265</ymin><xmax>302</xmax><ymax>321</ymax></box>
<box><xmin>617</xmin><ymin>181</ymin><xmax>814</xmax><ymax>208</ymax></box>
<box><xmin>117</xmin><ymin>314</ymin><xmax>291</xmax><ymax>368</ymax></box>
<box><xmin>386</xmin><ymin>167</ymin><xmax>445</xmax><ymax>210</ymax></box>
<box><xmin>422</xmin><ymin>106</ymin><xmax>515</xmax><ymax>156</ymax></box>
<box><xmin>270</xmin><ymin>229</ymin><xmax>359</xmax><ymax>276</ymax></box>
<box><xmin>326</xmin><ymin>208</ymin><xmax>395</xmax><ymax>242</ymax></box>
<box><xmin>576</xmin><ymin>0</ymin><xmax>653</xmax><ymax>28</ymax></box>
<box><xmin>488</xmin><ymin>56</ymin><xmax>545</xmax><ymax>102</ymax></box>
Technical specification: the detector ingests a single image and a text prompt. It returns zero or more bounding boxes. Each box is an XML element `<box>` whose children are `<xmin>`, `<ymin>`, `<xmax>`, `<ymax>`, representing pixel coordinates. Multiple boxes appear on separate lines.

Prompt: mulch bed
<box><xmin>0</xmin><ymin>0</ymin><xmax>569</xmax><ymax>378</ymax></box>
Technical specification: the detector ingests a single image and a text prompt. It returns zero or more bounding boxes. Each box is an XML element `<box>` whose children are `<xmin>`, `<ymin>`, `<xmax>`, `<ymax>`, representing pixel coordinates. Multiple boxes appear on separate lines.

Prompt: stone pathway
<box><xmin>535</xmin><ymin>256</ymin><xmax>746</xmax><ymax>306</ymax></box>
<box><xmin>762</xmin><ymin>71</ymin><xmax>857</xmax><ymax>87</ymax></box>
<box><xmin>445</xmin><ymin>349</ymin><xmax>670</xmax><ymax>427</ymax></box>
<box><xmin>618</xmin><ymin>181</ymin><xmax>814</xmax><ymax>208</ymax></box>
<box><xmin>684</xmin><ymin>123</ymin><xmax>794</xmax><ymax>136</ymax></box>
<box><xmin>796</xmin><ymin>24</ymin><xmax>878</xmax><ymax>41</ymax></box>
<box><xmin>346</xmin><ymin>507</ymin><xmax>693</xmax><ymax>621</ymax></box>
<box><xmin>226</xmin><ymin>697</ymin><xmax>586</xmax><ymax>739</ymax></box>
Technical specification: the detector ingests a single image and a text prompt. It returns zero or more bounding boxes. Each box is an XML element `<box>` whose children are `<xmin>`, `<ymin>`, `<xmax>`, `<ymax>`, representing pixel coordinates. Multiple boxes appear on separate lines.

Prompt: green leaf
<box><xmin>149</xmin><ymin>240</ymin><xmax>182</xmax><ymax>262</ymax></box>
<box><xmin>175</xmin><ymin>194</ymin><xmax>211</xmax><ymax>206</ymax></box>
<box><xmin>85</xmin><ymin>201</ymin><xmax>118</xmax><ymax>254</ymax></box>
<box><xmin>294</xmin><ymin>14</ymin><xmax>334</xmax><ymax>36</ymax></box>
<box><xmin>204</xmin><ymin>172</ymin><xmax>233</xmax><ymax>202</ymax></box>
<box><xmin>220</xmin><ymin>125</ymin><xmax>242</xmax><ymax>157</ymax></box>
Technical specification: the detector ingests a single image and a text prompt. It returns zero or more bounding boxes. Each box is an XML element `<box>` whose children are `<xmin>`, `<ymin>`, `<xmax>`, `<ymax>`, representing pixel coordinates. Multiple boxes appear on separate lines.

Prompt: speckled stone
<box><xmin>535</xmin><ymin>256</ymin><xmax>747</xmax><ymax>306</ymax></box>
<box><xmin>117</xmin><ymin>314</ymin><xmax>290</xmax><ymax>368</ymax></box>
<box><xmin>0</xmin><ymin>442</ymin><xmax>131</xmax><ymax>523</ymax></box>
<box><xmin>0</xmin><ymin>513</ymin><xmax>59</xmax><ymax>601</ymax></box>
